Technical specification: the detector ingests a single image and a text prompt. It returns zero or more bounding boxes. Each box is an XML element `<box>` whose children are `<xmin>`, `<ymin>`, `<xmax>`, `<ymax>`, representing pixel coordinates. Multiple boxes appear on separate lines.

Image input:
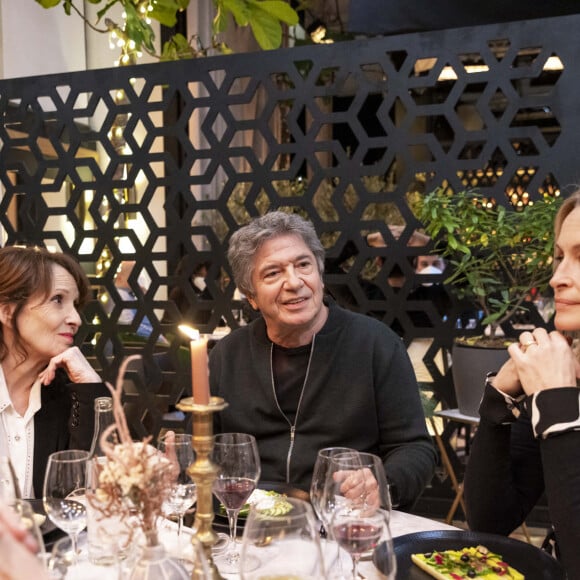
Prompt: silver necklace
<box><xmin>270</xmin><ymin>334</ymin><xmax>316</xmax><ymax>482</ymax></box>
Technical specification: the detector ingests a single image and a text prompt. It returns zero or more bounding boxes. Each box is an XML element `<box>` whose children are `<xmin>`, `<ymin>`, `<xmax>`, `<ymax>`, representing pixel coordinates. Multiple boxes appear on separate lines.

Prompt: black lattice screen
<box><xmin>1</xmin><ymin>14</ymin><xmax>579</xmax><ymax>437</ymax></box>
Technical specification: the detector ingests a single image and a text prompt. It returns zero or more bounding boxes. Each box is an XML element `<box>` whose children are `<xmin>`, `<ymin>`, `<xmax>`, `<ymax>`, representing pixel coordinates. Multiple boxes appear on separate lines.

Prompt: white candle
<box><xmin>179</xmin><ymin>325</ymin><xmax>210</xmax><ymax>405</ymax></box>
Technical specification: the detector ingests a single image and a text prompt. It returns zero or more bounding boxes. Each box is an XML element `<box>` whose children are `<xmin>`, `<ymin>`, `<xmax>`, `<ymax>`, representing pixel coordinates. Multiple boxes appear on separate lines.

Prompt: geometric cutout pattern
<box><xmin>0</xmin><ymin>15</ymin><xmax>578</xmax><ymax>436</ymax></box>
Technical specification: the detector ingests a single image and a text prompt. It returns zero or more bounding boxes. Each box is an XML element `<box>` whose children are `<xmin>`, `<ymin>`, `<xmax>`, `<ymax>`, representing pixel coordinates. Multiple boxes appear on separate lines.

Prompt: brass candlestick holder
<box><xmin>176</xmin><ymin>395</ymin><xmax>228</xmax><ymax>580</ymax></box>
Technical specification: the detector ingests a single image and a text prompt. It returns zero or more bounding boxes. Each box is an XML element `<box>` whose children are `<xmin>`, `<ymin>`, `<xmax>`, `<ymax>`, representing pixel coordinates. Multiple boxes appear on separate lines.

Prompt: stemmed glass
<box><xmin>0</xmin><ymin>456</ymin><xmax>21</xmax><ymax>507</ymax></box>
<box><xmin>211</xmin><ymin>433</ymin><xmax>261</xmax><ymax>574</ymax></box>
<box><xmin>310</xmin><ymin>447</ymin><xmax>355</xmax><ymax>536</ymax></box>
<box><xmin>14</xmin><ymin>499</ymin><xmax>48</xmax><ymax>570</ymax></box>
<box><xmin>158</xmin><ymin>433</ymin><xmax>197</xmax><ymax>539</ymax></box>
<box><xmin>240</xmin><ymin>497</ymin><xmax>325</xmax><ymax>579</ymax></box>
<box><xmin>325</xmin><ymin>452</ymin><xmax>396</xmax><ymax>579</ymax></box>
<box><xmin>43</xmin><ymin>450</ymin><xmax>89</xmax><ymax>559</ymax></box>
<box><xmin>332</xmin><ymin>503</ymin><xmax>394</xmax><ymax>579</ymax></box>
<box><xmin>338</xmin><ymin>451</ymin><xmax>392</xmax><ymax>515</ymax></box>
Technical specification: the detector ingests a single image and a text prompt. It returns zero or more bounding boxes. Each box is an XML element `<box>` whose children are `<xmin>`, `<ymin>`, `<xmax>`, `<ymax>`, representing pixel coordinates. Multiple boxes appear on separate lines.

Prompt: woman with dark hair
<box><xmin>465</xmin><ymin>190</ymin><xmax>580</xmax><ymax>576</ymax></box>
<box><xmin>0</xmin><ymin>246</ymin><xmax>109</xmax><ymax>498</ymax></box>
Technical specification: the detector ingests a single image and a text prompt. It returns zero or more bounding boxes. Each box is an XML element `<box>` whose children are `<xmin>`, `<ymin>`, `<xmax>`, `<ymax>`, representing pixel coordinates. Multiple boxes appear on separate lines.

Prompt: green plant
<box><xmin>418</xmin><ymin>187</ymin><xmax>562</xmax><ymax>339</ymax></box>
<box><xmin>35</xmin><ymin>0</ymin><xmax>299</xmax><ymax>58</ymax></box>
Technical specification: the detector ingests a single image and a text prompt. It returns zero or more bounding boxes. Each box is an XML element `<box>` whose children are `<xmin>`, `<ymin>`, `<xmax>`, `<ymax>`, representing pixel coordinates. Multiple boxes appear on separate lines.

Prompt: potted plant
<box><xmin>417</xmin><ymin>187</ymin><xmax>562</xmax><ymax>415</ymax></box>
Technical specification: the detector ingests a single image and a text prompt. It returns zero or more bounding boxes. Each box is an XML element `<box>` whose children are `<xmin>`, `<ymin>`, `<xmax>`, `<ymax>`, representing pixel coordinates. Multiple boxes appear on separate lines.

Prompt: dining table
<box><xmin>45</xmin><ymin>509</ymin><xmax>458</xmax><ymax>579</ymax></box>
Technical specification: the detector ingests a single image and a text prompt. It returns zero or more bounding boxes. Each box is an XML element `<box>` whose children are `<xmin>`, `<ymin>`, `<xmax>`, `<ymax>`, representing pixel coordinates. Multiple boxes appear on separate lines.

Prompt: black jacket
<box><xmin>31</xmin><ymin>370</ymin><xmax>110</xmax><ymax>498</ymax></box>
<box><xmin>210</xmin><ymin>298</ymin><xmax>436</xmax><ymax>510</ymax></box>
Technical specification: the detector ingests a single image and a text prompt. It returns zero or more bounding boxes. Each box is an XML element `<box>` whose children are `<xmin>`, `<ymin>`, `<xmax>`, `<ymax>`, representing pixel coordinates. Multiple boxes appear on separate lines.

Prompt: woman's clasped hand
<box><xmin>505</xmin><ymin>328</ymin><xmax>580</xmax><ymax>396</ymax></box>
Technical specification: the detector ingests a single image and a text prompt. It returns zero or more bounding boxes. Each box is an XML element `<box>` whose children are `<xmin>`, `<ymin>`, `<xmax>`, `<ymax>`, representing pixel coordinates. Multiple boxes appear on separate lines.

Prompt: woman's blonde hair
<box><xmin>553</xmin><ymin>190</ymin><xmax>580</xmax><ymax>361</ymax></box>
<box><xmin>554</xmin><ymin>189</ymin><xmax>580</xmax><ymax>250</ymax></box>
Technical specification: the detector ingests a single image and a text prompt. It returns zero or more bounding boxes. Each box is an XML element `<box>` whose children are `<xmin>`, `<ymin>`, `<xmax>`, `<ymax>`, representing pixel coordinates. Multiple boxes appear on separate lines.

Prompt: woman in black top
<box><xmin>464</xmin><ymin>190</ymin><xmax>580</xmax><ymax>576</ymax></box>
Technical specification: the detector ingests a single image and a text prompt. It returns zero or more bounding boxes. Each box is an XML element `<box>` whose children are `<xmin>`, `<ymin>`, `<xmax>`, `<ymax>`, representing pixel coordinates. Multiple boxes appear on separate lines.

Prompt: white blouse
<box><xmin>0</xmin><ymin>365</ymin><xmax>42</xmax><ymax>498</ymax></box>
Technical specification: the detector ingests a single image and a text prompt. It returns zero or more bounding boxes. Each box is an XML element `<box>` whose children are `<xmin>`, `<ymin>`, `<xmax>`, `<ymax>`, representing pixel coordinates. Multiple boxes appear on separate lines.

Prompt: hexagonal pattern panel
<box><xmin>0</xmin><ymin>15</ymin><xmax>578</xmax><ymax>438</ymax></box>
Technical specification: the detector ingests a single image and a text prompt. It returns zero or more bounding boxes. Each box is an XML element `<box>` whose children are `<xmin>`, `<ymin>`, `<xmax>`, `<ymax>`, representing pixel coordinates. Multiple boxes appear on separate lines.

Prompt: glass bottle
<box><xmin>87</xmin><ymin>396</ymin><xmax>125</xmax><ymax>565</ymax></box>
<box><xmin>88</xmin><ymin>396</ymin><xmax>116</xmax><ymax>458</ymax></box>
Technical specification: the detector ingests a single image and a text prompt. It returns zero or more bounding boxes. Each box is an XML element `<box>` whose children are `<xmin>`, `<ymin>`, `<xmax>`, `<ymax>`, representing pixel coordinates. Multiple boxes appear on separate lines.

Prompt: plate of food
<box><xmin>213</xmin><ymin>482</ymin><xmax>309</xmax><ymax>533</ymax></box>
<box><xmin>373</xmin><ymin>530</ymin><xmax>564</xmax><ymax>580</ymax></box>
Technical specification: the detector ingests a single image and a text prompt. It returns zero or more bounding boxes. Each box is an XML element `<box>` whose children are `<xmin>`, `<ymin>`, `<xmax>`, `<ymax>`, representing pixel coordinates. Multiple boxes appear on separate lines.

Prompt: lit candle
<box><xmin>179</xmin><ymin>325</ymin><xmax>210</xmax><ymax>405</ymax></box>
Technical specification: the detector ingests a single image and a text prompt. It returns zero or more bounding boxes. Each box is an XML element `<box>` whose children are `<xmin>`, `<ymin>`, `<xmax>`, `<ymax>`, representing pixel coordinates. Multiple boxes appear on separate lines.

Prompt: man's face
<box><xmin>416</xmin><ymin>255</ymin><xmax>445</xmax><ymax>274</ymax></box>
<box><xmin>247</xmin><ymin>234</ymin><xmax>326</xmax><ymax>343</ymax></box>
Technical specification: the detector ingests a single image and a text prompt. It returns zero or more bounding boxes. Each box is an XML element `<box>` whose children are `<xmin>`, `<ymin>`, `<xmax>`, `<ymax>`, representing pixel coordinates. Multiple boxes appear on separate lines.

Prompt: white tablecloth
<box><xmin>54</xmin><ymin>510</ymin><xmax>458</xmax><ymax>579</ymax></box>
<box><xmin>219</xmin><ymin>510</ymin><xmax>458</xmax><ymax>579</ymax></box>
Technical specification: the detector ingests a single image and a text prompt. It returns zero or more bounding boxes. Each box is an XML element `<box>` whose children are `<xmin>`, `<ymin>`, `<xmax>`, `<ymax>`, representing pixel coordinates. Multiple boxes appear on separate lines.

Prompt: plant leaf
<box><xmin>249</xmin><ymin>0</ymin><xmax>299</xmax><ymax>25</ymax></box>
<box><xmin>219</xmin><ymin>0</ymin><xmax>251</xmax><ymax>26</ymax></box>
<box><xmin>35</xmin><ymin>0</ymin><xmax>61</xmax><ymax>7</ymax></box>
<box><xmin>148</xmin><ymin>0</ymin><xmax>182</xmax><ymax>27</ymax></box>
<box><xmin>124</xmin><ymin>3</ymin><xmax>156</xmax><ymax>52</ymax></box>
<box><xmin>247</xmin><ymin>3</ymin><xmax>283</xmax><ymax>49</ymax></box>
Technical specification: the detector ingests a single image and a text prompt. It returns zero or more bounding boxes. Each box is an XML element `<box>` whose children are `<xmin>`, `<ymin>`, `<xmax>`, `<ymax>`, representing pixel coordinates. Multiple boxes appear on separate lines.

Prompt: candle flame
<box><xmin>178</xmin><ymin>324</ymin><xmax>200</xmax><ymax>341</ymax></box>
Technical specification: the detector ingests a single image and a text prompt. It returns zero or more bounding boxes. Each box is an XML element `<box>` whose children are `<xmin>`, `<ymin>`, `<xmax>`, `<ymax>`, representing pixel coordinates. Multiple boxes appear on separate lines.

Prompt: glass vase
<box><xmin>129</xmin><ymin>538</ymin><xmax>190</xmax><ymax>580</ymax></box>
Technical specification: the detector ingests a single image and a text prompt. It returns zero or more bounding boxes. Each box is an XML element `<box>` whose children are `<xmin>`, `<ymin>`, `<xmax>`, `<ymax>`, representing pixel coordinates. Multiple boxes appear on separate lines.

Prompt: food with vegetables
<box><xmin>411</xmin><ymin>545</ymin><xmax>525</xmax><ymax>579</ymax></box>
<box><xmin>219</xmin><ymin>489</ymin><xmax>293</xmax><ymax>517</ymax></box>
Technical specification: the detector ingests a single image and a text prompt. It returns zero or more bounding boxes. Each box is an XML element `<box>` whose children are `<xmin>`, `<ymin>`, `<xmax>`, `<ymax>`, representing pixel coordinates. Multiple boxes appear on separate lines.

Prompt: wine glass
<box><xmin>331</xmin><ymin>503</ymin><xmax>394</xmax><ymax>579</ymax></box>
<box><xmin>0</xmin><ymin>456</ymin><xmax>21</xmax><ymax>507</ymax></box>
<box><xmin>336</xmin><ymin>451</ymin><xmax>392</xmax><ymax>515</ymax></box>
<box><xmin>240</xmin><ymin>497</ymin><xmax>325</xmax><ymax>579</ymax></box>
<box><xmin>49</xmin><ymin>533</ymin><xmax>92</xmax><ymax>579</ymax></box>
<box><xmin>326</xmin><ymin>452</ymin><xmax>396</xmax><ymax>579</ymax></box>
<box><xmin>157</xmin><ymin>432</ymin><xmax>197</xmax><ymax>539</ymax></box>
<box><xmin>318</xmin><ymin>451</ymin><xmax>366</xmax><ymax>537</ymax></box>
<box><xmin>43</xmin><ymin>450</ymin><xmax>89</xmax><ymax>560</ymax></box>
<box><xmin>14</xmin><ymin>499</ymin><xmax>48</xmax><ymax>569</ymax></box>
<box><xmin>310</xmin><ymin>447</ymin><xmax>355</xmax><ymax>536</ymax></box>
<box><xmin>211</xmin><ymin>433</ymin><xmax>261</xmax><ymax>574</ymax></box>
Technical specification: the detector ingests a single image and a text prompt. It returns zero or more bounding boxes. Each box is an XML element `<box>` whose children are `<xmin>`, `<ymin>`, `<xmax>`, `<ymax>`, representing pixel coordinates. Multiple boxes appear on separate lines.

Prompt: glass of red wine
<box><xmin>211</xmin><ymin>432</ymin><xmax>261</xmax><ymax>574</ymax></box>
<box><xmin>326</xmin><ymin>451</ymin><xmax>396</xmax><ymax>579</ymax></box>
<box><xmin>332</xmin><ymin>505</ymin><xmax>393</xmax><ymax>579</ymax></box>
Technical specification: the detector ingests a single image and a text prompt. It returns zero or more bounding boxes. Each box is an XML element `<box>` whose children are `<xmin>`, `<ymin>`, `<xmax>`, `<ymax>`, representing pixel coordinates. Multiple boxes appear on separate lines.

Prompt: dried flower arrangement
<box><xmin>87</xmin><ymin>355</ymin><xmax>178</xmax><ymax>546</ymax></box>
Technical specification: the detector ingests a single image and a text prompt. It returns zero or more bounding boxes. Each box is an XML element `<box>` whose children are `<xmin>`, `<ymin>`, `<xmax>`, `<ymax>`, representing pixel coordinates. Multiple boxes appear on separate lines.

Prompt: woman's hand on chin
<box><xmin>39</xmin><ymin>346</ymin><xmax>101</xmax><ymax>385</ymax></box>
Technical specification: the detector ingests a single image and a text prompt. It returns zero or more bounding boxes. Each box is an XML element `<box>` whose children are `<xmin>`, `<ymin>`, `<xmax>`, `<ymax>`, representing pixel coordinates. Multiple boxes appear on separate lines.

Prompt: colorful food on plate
<box><xmin>411</xmin><ymin>545</ymin><xmax>525</xmax><ymax>579</ymax></box>
<box><xmin>219</xmin><ymin>489</ymin><xmax>293</xmax><ymax>517</ymax></box>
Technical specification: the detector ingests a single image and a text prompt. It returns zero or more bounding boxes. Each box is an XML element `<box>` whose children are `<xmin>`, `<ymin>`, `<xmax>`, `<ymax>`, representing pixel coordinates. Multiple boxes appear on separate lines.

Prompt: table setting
<box><xmin>16</xmin><ymin>437</ymin><xmax>566</xmax><ymax>580</ymax></box>
<box><xmin>4</xmin><ymin>335</ymin><xmax>566</xmax><ymax>580</ymax></box>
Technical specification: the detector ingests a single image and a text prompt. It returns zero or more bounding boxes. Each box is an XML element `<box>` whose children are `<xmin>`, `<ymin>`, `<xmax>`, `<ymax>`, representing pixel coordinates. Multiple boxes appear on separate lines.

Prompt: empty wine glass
<box><xmin>49</xmin><ymin>533</ymin><xmax>96</xmax><ymax>579</ymax></box>
<box><xmin>211</xmin><ymin>433</ymin><xmax>261</xmax><ymax>574</ymax></box>
<box><xmin>14</xmin><ymin>499</ymin><xmax>48</xmax><ymax>569</ymax></box>
<box><xmin>43</xmin><ymin>450</ymin><xmax>89</xmax><ymax>560</ymax></box>
<box><xmin>310</xmin><ymin>447</ymin><xmax>354</xmax><ymax>536</ymax></box>
<box><xmin>0</xmin><ymin>456</ymin><xmax>21</xmax><ymax>507</ymax></box>
<box><xmin>335</xmin><ymin>451</ymin><xmax>392</xmax><ymax>515</ymax></box>
<box><xmin>240</xmin><ymin>497</ymin><xmax>325</xmax><ymax>579</ymax></box>
<box><xmin>158</xmin><ymin>432</ymin><xmax>197</xmax><ymax>539</ymax></box>
<box><xmin>318</xmin><ymin>451</ymin><xmax>365</xmax><ymax>537</ymax></box>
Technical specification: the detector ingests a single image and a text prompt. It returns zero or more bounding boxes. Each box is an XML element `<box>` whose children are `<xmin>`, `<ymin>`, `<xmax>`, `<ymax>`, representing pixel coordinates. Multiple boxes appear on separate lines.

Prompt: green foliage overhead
<box><xmin>418</xmin><ymin>188</ymin><xmax>562</xmax><ymax>337</ymax></box>
<box><xmin>34</xmin><ymin>0</ymin><xmax>299</xmax><ymax>57</ymax></box>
